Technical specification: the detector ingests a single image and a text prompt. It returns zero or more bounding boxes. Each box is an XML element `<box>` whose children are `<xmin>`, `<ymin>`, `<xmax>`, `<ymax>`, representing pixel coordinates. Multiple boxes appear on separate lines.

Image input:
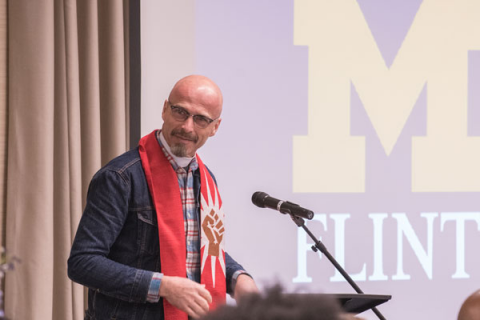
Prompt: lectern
<box><xmin>332</xmin><ymin>293</ymin><xmax>391</xmax><ymax>314</ymax></box>
<box><xmin>285</xmin><ymin>293</ymin><xmax>391</xmax><ymax>316</ymax></box>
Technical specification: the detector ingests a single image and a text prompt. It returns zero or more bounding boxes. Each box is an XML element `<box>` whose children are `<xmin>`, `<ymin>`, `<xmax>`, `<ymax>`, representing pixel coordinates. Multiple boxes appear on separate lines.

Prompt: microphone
<box><xmin>251</xmin><ymin>192</ymin><xmax>314</xmax><ymax>220</ymax></box>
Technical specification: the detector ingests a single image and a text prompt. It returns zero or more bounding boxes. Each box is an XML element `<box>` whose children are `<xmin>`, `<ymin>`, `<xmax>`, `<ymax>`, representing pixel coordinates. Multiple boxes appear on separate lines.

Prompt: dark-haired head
<box><xmin>201</xmin><ymin>285</ymin><xmax>345</xmax><ymax>320</ymax></box>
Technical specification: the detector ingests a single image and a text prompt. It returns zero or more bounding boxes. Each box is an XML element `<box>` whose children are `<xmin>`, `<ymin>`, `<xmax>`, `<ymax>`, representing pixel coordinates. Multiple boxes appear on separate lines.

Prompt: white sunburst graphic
<box><xmin>200</xmin><ymin>169</ymin><xmax>226</xmax><ymax>288</ymax></box>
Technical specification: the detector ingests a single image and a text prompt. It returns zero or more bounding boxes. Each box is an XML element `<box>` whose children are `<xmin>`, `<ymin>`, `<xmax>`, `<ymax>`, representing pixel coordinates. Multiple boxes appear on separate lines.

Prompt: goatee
<box><xmin>170</xmin><ymin>143</ymin><xmax>189</xmax><ymax>157</ymax></box>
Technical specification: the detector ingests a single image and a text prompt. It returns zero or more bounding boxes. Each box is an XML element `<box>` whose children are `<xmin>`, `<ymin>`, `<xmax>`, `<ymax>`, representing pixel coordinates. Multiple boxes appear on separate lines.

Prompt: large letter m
<box><xmin>293</xmin><ymin>0</ymin><xmax>480</xmax><ymax>193</ymax></box>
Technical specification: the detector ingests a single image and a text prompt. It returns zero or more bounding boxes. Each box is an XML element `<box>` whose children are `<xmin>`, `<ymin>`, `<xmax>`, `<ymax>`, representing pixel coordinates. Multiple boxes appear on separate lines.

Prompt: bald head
<box><xmin>168</xmin><ymin>75</ymin><xmax>223</xmax><ymax>118</ymax></box>
<box><xmin>458</xmin><ymin>290</ymin><xmax>480</xmax><ymax>320</ymax></box>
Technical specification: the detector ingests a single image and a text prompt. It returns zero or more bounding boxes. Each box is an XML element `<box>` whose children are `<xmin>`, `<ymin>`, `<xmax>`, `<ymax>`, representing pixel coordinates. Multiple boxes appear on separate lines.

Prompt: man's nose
<box><xmin>180</xmin><ymin>115</ymin><xmax>195</xmax><ymax>131</ymax></box>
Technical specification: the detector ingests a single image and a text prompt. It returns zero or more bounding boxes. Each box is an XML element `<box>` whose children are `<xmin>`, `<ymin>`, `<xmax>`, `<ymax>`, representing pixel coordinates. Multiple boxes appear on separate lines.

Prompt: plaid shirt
<box><xmin>147</xmin><ymin>132</ymin><xmax>200</xmax><ymax>302</ymax></box>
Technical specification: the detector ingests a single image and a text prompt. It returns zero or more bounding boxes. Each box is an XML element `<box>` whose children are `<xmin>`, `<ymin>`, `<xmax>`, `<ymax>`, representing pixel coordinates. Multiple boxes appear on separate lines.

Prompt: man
<box><xmin>68</xmin><ymin>75</ymin><xmax>258</xmax><ymax>320</ymax></box>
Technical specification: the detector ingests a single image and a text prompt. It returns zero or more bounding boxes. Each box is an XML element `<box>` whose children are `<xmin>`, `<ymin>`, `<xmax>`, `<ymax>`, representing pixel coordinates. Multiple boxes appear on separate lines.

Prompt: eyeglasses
<box><xmin>169</xmin><ymin>103</ymin><xmax>217</xmax><ymax>129</ymax></box>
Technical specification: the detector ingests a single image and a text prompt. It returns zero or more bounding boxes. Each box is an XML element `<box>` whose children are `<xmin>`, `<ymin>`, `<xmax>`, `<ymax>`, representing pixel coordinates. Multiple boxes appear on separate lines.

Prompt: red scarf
<box><xmin>139</xmin><ymin>130</ymin><xmax>226</xmax><ymax>319</ymax></box>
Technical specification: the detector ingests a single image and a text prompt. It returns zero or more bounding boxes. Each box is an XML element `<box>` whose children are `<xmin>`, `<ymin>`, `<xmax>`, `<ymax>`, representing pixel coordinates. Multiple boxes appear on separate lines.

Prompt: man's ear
<box><xmin>209</xmin><ymin>118</ymin><xmax>222</xmax><ymax>137</ymax></box>
<box><xmin>161</xmin><ymin>100</ymin><xmax>168</xmax><ymax>121</ymax></box>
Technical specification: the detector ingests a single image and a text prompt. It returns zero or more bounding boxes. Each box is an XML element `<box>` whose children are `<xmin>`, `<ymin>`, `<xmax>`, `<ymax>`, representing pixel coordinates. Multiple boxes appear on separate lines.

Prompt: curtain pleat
<box><xmin>0</xmin><ymin>0</ymin><xmax>7</xmax><ymax>252</ymax></box>
<box><xmin>5</xmin><ymin>1</ymin><xmax>129</xmax><ymax>319</ymax></box>
<box><xmin>77</xmin><ymin>1</ymin><xmax>102</xmax><ymax>203</ymax></box>
<box><xmin>53</xmin><ymin>0</ymin><xmax>84</xmax><ymax>319</ymax></box>
<box><xmin>6</xmin><ymin>1</ymin><xmax>56</xmax><ymax>318</ymax></box>
<box><xmin>98</xmin><ymin>1</ymin><xmax>128</xmax><ymax>160</ymax></box>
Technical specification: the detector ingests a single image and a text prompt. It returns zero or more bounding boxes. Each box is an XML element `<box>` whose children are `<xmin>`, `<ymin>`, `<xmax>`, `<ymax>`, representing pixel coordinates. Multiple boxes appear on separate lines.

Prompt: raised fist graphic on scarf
<box><xmin>202</xmin><ymin>209</ymin><xmax>224</xmax><ymax>257</ymax></box>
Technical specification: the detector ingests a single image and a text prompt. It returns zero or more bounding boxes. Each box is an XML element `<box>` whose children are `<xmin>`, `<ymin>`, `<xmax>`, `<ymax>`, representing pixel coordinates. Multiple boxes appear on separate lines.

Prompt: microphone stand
<box><xmin>290</xmin><ymin>215</ymin><xmax>386</xmax><ymax>320</ymax></box>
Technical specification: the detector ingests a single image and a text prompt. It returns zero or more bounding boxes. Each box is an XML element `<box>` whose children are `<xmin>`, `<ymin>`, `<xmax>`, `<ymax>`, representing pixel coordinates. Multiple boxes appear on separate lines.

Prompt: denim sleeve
<box><xmin>68</xmin><ymin>168</ymin><xmax>153</xmax><ymax>304</ymax></box>
<box><xmin>225</xmin><ymin>252</ymin><xmax>250</xmax><ymax>295</ymax></box>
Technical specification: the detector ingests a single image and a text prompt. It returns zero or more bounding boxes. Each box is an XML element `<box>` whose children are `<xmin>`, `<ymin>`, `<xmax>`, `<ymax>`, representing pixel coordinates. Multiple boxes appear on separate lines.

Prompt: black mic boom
<box><xmin>251</xmin><ymin>192</ymin><xmax>314</xmax><ymax>220</ymax></box>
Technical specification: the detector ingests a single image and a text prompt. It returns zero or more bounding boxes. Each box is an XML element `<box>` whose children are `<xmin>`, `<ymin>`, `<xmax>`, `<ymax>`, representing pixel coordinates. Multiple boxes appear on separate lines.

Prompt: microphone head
<box><xmin>252</xmin><ymin>191</ymin><xmax>269</xmax><ymax>208</ymax></box>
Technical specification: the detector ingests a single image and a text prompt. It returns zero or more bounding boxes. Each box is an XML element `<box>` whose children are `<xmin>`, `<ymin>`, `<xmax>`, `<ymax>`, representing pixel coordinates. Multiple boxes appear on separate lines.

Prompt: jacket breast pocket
<box><xmin>136</xmin><ymin>209</ymin><xmax>160</xmax><ymax>256</ymax></box>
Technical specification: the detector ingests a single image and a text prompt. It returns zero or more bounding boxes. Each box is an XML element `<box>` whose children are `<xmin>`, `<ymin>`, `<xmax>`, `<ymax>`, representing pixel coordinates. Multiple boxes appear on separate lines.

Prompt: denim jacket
<box><xmin>68</xmin><ymin>148</ymin><xmax>246</xmax><ymax>320</ymax></box>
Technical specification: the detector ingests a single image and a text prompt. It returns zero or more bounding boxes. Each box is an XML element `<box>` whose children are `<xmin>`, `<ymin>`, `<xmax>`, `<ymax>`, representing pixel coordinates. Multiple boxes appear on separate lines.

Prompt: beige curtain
<box><xmin>5</xmin><ymin>1</ymin><xmax>130</xmax><ymax>319</ymax></box>
<box><xmin>0</xmin><ymin>0</ymin><xmax>6</xmax><ymax>253</ymax></box>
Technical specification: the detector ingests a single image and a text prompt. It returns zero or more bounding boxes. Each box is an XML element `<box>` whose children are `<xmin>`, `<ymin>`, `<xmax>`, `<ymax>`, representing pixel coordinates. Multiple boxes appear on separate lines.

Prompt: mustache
<box><xmin>172</xmin><ymin>129</ymin><xmax>198</xmax><ymax>142</ymax></box>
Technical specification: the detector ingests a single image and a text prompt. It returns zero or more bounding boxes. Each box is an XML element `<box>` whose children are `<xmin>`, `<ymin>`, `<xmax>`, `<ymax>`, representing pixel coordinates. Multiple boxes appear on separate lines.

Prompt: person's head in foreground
<box><xmin>200</xmin><ymin>285</ymin><xmax>364</xmax><ymax>320</ymax></box>
<box><xmin>458</xmin><ymin>290</ymin><xmax>480</xmax><ymax>320</ymax></box>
